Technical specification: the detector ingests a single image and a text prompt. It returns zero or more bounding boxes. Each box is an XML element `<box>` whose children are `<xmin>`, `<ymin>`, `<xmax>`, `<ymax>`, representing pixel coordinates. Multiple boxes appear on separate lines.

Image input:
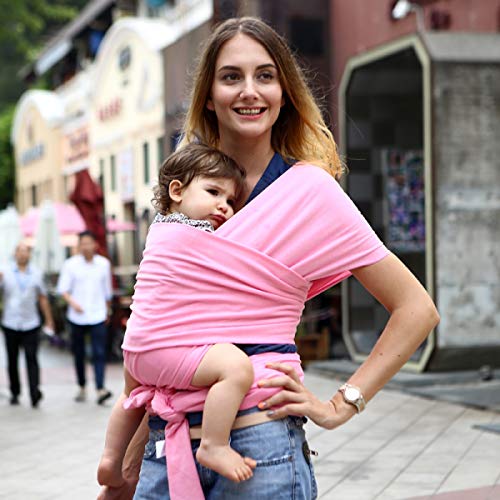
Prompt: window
<box><xmin>143</xmin><ymin>142</ymin><xmax>150</xmax><ymax>184</ymax></box>
<box><xmin>31</xmin><ymin>184</ymin><xmax>38</xmax><ymax>206</ymax></box>
<box><xmin>157</xmin><ymin>136</ymin><xmax>165</xmax><ymax>166</ymax></box>
<box><xmin>289</xmin><ymin>18</ymin><xmax>324</xmax><ymax>57</ymax></box>
<box><xmin>110</xmin><ymin>154</ymin><xmax>116</xmax><ymax>192</ymax></box>
<box><xmin>99</xmin><ymin>158</ymin><xmax>105</xmax><ymax>189</ymax></box>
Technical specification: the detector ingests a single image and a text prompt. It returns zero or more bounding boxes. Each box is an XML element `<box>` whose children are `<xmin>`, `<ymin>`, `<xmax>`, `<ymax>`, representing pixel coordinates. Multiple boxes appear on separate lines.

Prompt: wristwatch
<box><xmin>338</xmin><ymin>383</ymin><xmax>366</xmax><ymax>413</ymax></box>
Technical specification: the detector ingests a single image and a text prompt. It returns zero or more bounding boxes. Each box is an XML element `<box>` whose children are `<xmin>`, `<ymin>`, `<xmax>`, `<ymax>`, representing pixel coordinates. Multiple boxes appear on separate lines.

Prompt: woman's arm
<box><xmin>97</xmin><ymin>415</ymin><xmax>149</xmax><ymax>500</ymax></box>
<box><xmin>258</xmin><ymin>253</ymin><xmax>440</xmax><ymax>429</ymax></box>
<box><xmin>97</xmin><ymin>369</ymin><xmax>146</xmax><ymax>490</ymax></box>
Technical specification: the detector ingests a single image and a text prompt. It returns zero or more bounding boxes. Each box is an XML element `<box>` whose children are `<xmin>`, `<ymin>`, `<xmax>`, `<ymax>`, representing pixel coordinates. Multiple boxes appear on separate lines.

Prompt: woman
<box><xmin>98</xmin><ymin>16</ymin><xmax>439</xmax><ymax>499</ymax></box>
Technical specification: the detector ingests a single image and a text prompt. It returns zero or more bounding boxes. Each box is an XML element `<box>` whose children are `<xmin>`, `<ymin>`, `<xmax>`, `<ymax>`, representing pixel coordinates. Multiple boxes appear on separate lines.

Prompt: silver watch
<box><xmin>338</xmin><ymin>383</ymin><xmax>366</xmax><ymax>413</ymax></box>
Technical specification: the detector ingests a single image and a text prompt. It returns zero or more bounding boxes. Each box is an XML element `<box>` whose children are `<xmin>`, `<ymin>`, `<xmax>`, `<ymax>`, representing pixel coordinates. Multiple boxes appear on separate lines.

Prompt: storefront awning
<box><xmin>421</xmin><ymin>32</ymin><xmax>500</xmax><ymax>63</ymax></box>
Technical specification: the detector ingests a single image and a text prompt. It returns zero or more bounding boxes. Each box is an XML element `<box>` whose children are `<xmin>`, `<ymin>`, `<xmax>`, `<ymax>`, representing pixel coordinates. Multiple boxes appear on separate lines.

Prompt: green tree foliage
<box><xmin>0</xmin><ymin>107</ymin><xmax>15</xmax><ymax>210</ymax></box>
<box><xmin>0</xmin><ymin>0</ymin><xmax>87</xmax><ymax>207</ymax></box>
<box><xmin>0</xmin><ymin>0</ymin><xmax>87</xmax><ymax>111</ymax></box>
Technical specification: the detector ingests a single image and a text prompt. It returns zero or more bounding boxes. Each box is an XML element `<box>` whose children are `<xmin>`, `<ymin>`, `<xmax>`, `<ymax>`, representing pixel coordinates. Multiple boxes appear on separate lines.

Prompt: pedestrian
<box><xmin>57</xmin><ymin>230</ymin><xmax>113</xmax><ymax>405</ymax></box>
<box><xmin>0</xmin><ymin>243</ymin><xmax>55</xmax><ymax>407</ymax></box>
<box><xmin>98</xmin><ymin>143</ymin><xmax>261</xmax><ymax>488</ymax></box>
<box><xmin>98</xmin><ymin>16</ymin><xmax>439</xmax><ymax>500</ymax></box>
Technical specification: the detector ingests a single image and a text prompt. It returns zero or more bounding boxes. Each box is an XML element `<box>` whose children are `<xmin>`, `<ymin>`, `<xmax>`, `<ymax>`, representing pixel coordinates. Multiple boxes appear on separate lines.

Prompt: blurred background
<box><xmin>0</xmin><ymin>0</ymin><xmax>499</xmax><ymax>373</ymax></box>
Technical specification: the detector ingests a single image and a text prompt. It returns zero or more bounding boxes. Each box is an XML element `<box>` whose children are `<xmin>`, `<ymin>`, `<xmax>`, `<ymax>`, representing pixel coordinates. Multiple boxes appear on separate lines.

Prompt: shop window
<box><xmin>31</xmin><ymin>184</ymin><xmax>38</xmax><ymax>206</ymax></box>
<box><xmin>110</xmin><ymin>154</ymin><xmax>116</xmax><ymax>192</ymax></box>
<box><xmin>216</xmin><ymin>0</ymin><xmax>239</xmax><ymax>20</ymax></box>
<box><xmin>289</xmin><ymin>18</ymin><xmax>324</xmax><ymax>57</ymax></box>
<box><xmin>89</xmin><ymin>29</ymin><xmax>105</xmax><ymax>57</ymax></box>
<box><xmin>143</xmin><ymin>142</ymin><xmax>150</xmax><ymax>185</ymax></box>
<box><xmin>99</xmin><ymin>158</ymin><xmax>105</xmax><ymax>190</ymax></box>
<box><xmin>344</xmin><ymin>47</ymin><xmax>428</xmax><ymax>365</ymax></box>
<box><xmin>157</xmin><ymin>136</ymin><xmax>165</xmax><ymax>166</ymax></box>
<box><xmin>146</xmin><ymin>0</ymin><xmax>175</xmax><ymax>17</ymax></box>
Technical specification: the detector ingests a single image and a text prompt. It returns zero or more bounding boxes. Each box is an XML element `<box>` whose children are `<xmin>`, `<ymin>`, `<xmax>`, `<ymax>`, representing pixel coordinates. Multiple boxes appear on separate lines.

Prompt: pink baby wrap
<box><xmin>122</xmin><ymin>164</ymin><xmax>389</xmax><ymax>499</ymax></box>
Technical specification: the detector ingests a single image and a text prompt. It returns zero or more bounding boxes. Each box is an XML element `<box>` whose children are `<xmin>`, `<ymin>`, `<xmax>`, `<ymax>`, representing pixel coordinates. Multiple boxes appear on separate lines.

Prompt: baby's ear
<box><xmin>168</xmin><ymin>180</ymin><xmax>184</xmax><ymax>202</ymax></box>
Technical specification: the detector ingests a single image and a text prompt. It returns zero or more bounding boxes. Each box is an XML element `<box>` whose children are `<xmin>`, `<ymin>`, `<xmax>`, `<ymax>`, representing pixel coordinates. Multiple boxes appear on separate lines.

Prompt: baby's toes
<box><xmin>243</xmin><ymin>456</ymin><xmax>257</xmax><ymax>469</ymax></box>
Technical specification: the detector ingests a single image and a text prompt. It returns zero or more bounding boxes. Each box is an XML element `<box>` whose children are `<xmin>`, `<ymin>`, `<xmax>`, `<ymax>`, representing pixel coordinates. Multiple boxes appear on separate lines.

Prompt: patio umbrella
<box><xmin>20</xmin><ymin>202</ymin><xmax>86</xmax><ymax>238</ymax></box>
<box><xmin>106</xmin><ymin>217</ymin><xmax>136</xmax><ymax>232</ymax></box>
<box><xmin>31</xmin><ymin>200</ymin><xmax>66</xmax><ymax>274</ymax></box>
<box><xmin>0</xmin><ymin>205</ymin><xmax>23</xmax><ymax>267</ymax></box>
<box><xmin>70</xmin><ymin>169</ymin><xmax>108</xmax><ymax>256</ymax></box>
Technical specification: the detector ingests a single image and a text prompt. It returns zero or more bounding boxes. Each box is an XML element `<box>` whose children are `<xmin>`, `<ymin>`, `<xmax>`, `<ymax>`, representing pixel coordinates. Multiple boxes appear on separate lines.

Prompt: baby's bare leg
<box><xmin>191</xmin><ymin>343</ymin><xmax>256</xmax><ymax>482</ymax></box>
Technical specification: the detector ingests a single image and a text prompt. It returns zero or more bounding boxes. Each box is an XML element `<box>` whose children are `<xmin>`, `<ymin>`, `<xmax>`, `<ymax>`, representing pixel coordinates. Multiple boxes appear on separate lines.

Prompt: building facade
<box><xmin>330</xmin><ymin>0</ymin><xmax>500</xmax><ymax>370</ymax></box>
<box><xmin>11</xmin><ymin>0</ymin><xmax>500</xmax><ymax>370</ymax></box>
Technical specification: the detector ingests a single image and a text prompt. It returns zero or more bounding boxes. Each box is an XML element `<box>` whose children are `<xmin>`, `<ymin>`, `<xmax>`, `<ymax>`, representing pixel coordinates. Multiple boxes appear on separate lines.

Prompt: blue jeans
<box><xmin>68</xmin><ymin>321</ymin><xmax>107</xmax><ymax>390</ymax></box>
<box><xmin>134</xmin><ymin>411</ymin><xmax>318</xmax><ymax>499</ymax></box>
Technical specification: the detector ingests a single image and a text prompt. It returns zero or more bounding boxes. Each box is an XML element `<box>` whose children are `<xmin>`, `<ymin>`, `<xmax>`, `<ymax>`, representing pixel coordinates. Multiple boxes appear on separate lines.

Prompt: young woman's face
<box><xmin>207</xmin><ymin>34</ymin><xmax>284</xmax><ymax>145</ymax></box>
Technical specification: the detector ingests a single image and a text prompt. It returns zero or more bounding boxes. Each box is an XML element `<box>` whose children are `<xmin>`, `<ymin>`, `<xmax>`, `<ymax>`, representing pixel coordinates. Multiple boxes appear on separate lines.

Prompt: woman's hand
<box><xmin>96</xmin><ymin>477</ymin><xmax>137</xmax><ymax>500</ymax></box>
<box><xmin>257</xmin><ymin>362</ymin><xmax>357</xmax><ymax>430</ymax></box>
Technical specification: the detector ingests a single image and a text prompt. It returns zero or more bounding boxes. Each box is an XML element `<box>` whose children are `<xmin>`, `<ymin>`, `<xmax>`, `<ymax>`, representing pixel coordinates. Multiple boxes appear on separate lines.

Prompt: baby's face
<box><xmin>175</xmin><ymin>176</ymin><xmax>237</xmax><ymax>229</ymax></box>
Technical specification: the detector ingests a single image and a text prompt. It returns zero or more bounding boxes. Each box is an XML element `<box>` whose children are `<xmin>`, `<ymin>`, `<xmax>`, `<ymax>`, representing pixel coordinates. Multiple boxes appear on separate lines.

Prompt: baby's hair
<box><xmin>152</xmin><ymin>143</ymin><xmax>246</xmax><ymax>214</ymax></box>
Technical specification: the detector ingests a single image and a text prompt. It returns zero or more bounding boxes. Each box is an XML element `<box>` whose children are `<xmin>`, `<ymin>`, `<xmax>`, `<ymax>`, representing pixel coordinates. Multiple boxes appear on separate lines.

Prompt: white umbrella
<box><xmin>32</xmin><ymin>200</ymin><xmax>66</xmax><ymax>274</ymax></box>
<box><xmin>0</xmin><ymin>205</ymin><xmax>23</xmax><ymax>267</ymax></box>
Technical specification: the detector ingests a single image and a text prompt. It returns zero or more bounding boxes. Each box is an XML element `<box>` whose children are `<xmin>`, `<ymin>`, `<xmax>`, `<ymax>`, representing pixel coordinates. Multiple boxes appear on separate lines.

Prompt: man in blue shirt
<box><xmin>0</xmin><ymin>243</ymin><xmax>54</xmax><ymax>407</ymax></box>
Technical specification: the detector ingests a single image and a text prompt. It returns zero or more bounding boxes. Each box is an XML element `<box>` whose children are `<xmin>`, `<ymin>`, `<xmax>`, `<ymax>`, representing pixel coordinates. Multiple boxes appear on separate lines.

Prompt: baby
<box><xmin>98</xmin><ymin>143</ymin><xmax>258</xmax><ymax>488</ymax></box>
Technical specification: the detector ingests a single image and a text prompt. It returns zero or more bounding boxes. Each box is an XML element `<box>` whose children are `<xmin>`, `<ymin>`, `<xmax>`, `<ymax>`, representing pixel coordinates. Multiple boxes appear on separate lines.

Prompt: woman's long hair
<box><xmin>179</xmin><ymin>17</ymin><xmax>344</xmax><ymax>178</ymax></box>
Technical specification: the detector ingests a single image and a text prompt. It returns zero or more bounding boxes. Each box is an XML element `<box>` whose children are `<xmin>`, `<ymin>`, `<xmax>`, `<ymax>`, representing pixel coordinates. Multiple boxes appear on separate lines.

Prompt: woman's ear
<box><xmin>168</xmin><ymin>180</ymin><xmax>184</xmax><ymax>203</ymax></box>
<box><xmin>206</xmin><ymin>98</ymin><xmax>215</xmax><ymax>111</ymax></box>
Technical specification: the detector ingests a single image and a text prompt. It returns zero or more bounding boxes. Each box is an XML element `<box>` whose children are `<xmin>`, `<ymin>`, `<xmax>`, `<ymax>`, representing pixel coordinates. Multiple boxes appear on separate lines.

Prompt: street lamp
<box><xmin>391</xmin><ymin>0</ymin><xmax>426</xmax><ymax>32</ymax></box>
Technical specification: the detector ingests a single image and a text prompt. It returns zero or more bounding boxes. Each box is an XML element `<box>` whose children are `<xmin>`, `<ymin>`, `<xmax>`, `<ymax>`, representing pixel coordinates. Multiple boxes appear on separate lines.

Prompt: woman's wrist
<box><xmin>330</xmin><ymin>392</ymin><xmax>358</xmax><ymax>421</ymax></box>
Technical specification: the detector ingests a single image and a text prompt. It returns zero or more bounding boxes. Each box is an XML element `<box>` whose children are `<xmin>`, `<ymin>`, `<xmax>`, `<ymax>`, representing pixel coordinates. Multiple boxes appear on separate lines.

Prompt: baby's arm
<box><xmin>97</xmin><ymin>368</ymin><xmax>145</xmax><ymax>488</ymax></box>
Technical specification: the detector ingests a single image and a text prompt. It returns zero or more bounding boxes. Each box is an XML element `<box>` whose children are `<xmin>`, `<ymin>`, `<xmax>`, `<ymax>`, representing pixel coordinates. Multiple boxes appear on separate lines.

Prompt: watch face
<box><xmin>345</xmin><ymin>387</ymin><xmax>360</xmax><ymax>401</ymax></box>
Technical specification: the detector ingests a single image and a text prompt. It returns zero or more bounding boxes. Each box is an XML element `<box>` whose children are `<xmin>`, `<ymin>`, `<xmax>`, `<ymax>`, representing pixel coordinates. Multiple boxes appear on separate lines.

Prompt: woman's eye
<box><xmin>221</xmin><ymin>73</ymin><xmax>240</xmax><ymax>82</ymax></box>
<box><xmin>258</xmin><ymin>72</ymin><xmax>275</xmax><ymax>81</ymax></box>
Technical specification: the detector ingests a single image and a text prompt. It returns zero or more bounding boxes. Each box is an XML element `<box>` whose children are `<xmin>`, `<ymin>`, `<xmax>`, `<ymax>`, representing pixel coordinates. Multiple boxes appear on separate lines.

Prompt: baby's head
<box><xmin>152</xmin><ymin>143</ymin><xmax>246</xmax><ymax>229</ymax></box>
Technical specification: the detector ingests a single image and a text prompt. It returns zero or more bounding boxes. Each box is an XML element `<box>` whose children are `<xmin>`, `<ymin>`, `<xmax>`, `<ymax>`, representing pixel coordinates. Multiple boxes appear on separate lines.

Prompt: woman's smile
<box><xmin>233</xmin><ymin>106</ymin><xmax>268</xmax><ymax>118</ymax></box>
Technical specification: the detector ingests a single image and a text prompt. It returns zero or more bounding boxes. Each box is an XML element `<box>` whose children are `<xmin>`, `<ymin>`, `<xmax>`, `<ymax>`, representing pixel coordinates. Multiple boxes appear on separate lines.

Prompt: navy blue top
<box><xmin>245</xmin><ymin>152</ymin><xmax>293</xmax><ymax>205</ymax></box>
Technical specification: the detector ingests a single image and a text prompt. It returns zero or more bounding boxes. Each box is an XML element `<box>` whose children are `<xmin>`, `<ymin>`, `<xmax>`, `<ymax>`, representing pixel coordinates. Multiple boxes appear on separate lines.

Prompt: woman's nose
<box><xmin>239</xmin><ymin>77</ymin><xmax>258</xmax><ymax>99</ymax></box>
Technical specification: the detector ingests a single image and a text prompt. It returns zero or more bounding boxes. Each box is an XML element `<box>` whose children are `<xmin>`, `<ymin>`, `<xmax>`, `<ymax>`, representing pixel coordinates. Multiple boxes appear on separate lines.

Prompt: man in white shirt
<box><xmin>57</xmin><ymin>231</ymin><xmax>113</xmax><ymax>404</ymax></box>
<box><xmin>1</xmin><ymin>243</ymin><xmax>54</xmax><ymax>407</ymax></box>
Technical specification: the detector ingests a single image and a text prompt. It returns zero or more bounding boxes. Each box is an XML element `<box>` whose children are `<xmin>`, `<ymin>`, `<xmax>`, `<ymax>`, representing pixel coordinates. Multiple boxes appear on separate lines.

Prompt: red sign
<box><xmin>98</xmin><ymin>98</ymin><xmax>122</xmax><ymax>121</ymax></box>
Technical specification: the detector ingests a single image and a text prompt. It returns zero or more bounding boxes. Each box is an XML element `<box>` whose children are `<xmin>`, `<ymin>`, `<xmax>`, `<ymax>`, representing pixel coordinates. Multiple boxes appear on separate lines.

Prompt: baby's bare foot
<box><xmin>196</xmin><ymin>443</ymin><xmax>256</xmax><ymax>482</ymax></box>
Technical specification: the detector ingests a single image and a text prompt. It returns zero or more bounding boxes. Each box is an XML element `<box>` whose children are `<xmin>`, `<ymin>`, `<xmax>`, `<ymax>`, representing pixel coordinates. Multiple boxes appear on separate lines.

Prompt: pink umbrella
<box><xmin>20</xmin><ymin>202</ymin><xmax>87</xmax><ymax>237</ymax></box>
<box><xmin>106</xmin><ymin>218</ymin><xmax>136</xmax><ymax>233</ymax></box>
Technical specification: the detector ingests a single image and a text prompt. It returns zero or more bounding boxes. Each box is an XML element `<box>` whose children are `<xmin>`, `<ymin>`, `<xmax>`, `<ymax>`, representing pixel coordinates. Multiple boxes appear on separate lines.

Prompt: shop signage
<box><xmin>63</xmin><ymin>128</ymin><xmax>89</xmax><ymax>166</ymax></box>
<box><xmin>98</xmin><ymin>98</ymin><xmax>123</xmax><ymax>121</ymax></box>
<box><xmin>21</xmin><ymin>143</ymin><xmax>45</xmax><ymax>166</ymax></box>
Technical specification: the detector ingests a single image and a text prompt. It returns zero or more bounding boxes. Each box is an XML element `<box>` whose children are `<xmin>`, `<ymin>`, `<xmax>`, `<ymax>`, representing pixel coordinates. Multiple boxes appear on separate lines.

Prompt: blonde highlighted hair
<box><xmin>180</xmin><ymin>16</ymin><xmax>344</xmax><ymax>178</ymax></box>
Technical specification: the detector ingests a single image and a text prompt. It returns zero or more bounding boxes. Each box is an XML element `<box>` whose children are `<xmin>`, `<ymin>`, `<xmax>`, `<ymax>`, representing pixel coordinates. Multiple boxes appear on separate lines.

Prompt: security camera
<box><xmin>392</xmin><ymin>0</ymin><xmax>412</xmax><ymax>20</ymax></box>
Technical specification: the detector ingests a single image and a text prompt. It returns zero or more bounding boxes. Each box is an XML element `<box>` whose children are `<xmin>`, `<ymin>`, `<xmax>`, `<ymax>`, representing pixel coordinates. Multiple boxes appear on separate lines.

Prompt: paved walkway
<box><xmin>1</xmin><ymin>339</ymin><xmax>499</xmax><ymax>499</ymax></box>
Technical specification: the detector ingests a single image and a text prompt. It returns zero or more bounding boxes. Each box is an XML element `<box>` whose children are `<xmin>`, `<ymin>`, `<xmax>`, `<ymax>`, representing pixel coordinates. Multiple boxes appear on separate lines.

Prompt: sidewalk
<box><xmin>1</xmin><ymin>340</ymin><xmax>499</xmax><ymax>500</ymax></box>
